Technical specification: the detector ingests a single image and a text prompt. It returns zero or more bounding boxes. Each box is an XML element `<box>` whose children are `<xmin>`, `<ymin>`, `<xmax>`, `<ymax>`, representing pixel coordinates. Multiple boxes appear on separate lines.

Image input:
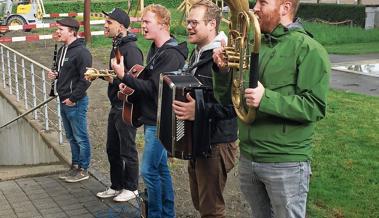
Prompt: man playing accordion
<box><xmin>172</xmin><ymin>1</ymin><xmax>238</xmax><ymax>217</ymax></box>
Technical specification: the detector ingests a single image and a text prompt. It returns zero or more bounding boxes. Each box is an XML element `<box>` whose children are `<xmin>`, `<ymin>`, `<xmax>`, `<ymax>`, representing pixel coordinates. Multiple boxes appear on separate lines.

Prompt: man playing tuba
<box><xmin>213</xmin><ymin>0</ymin><xmax>330</xmax><ymax>217</ymax></box>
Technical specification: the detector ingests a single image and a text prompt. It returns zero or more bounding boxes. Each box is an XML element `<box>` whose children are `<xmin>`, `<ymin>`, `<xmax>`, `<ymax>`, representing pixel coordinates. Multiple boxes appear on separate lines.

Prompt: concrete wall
<box><xmin>0</xmin><ymin>94</ymin><xmax>60</xmax><ymax>165</ymax></box>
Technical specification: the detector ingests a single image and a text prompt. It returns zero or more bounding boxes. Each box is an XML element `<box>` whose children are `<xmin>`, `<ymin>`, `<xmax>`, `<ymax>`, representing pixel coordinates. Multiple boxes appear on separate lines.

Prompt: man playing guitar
<box><xmin>95</xmin><ymin>8</ymin><xmax>143</xmax><ymax>202</ymax></box>
<box><xmin>112</xmin><ymin>4</ymin><xmax>188</xmax><ymax>217</ymax></box>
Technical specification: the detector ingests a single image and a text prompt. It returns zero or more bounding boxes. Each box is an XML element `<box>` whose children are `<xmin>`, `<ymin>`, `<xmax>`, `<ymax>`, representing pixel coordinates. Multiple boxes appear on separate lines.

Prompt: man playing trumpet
<box><xmin>91</xmin><ymin>8</ymin><xmax>144</xmax><ymax>202</ymax></box>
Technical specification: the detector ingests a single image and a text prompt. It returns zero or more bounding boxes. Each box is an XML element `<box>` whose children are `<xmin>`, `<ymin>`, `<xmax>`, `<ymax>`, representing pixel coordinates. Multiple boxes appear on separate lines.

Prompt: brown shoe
<box><xmin>58</xmin><ymin>165</ymin><xmax>78</xmax><ymax>180</ymax></box>
<box><xmin>65</xmin><ymin>168</ymin><xmax>89</xmax><ymax>183</ymax></box>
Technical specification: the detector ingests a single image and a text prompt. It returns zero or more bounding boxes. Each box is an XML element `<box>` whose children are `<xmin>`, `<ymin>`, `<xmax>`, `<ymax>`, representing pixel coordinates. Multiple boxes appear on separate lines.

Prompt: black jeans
<box><xmin>107</xmin><ymin>107</ymin><xmax>138</xmax><ymax>191</ymax></box>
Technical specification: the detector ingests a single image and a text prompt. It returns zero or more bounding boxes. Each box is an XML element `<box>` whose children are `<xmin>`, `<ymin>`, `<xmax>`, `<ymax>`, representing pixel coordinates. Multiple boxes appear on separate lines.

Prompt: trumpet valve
<box><xmin>227</xmin><ymin>62</ymin><xmax>240</xmax><ymax>69</ymax></box>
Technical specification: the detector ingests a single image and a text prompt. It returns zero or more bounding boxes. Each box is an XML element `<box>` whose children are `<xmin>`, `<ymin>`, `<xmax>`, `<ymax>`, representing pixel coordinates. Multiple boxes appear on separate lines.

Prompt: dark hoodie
<box><xmin>107</xmin><ymin>34</ymin><xmax>143</xmax><ymax>108</ymax></box>
<box><xmin>122</xmin><ymin>37</ymin><xmax>188</xmax><ymax>125</ymax></box>
<box><xmin>56</xmin><ymin>38</ymin><xmax>92</xmax><ymax>102</ymax></box>
<box><xmin>188</xmin><ymin>31</ymin><xmax>238</xmax><ymax>145</ymax></box>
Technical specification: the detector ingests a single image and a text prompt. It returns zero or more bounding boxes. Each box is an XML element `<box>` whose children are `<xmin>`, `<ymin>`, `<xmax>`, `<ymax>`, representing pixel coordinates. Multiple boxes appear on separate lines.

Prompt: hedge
<box><xmin>45</xmin><ymin>1</ymin><xmax>366</xmax><ymax>28</ymax></box>
<box><xmin>297</xmin><ymin>3</ymin><xmax>366</xmax><ymax>27</ymax></box>
<box><xmin>247</xmin><ymin>2</ymin><xmax>366</xmax><ymax>28</ymax></box>
<box><xmin>44</xmin><ymin>0</ymin><xmax>182</xmax><ymax>14</ymax></box>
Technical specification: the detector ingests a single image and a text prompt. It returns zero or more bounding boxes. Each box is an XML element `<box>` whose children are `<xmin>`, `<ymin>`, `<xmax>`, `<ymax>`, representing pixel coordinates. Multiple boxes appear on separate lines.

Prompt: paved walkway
<box><xmin>330</xmin><ymin>53</ymin><xmax>379</xmax><ymax>96</ymax></box>
<box><xmin>0</xmin><ymin>175</ymin><xmax>142</xmax><ymax>218</ymax></box>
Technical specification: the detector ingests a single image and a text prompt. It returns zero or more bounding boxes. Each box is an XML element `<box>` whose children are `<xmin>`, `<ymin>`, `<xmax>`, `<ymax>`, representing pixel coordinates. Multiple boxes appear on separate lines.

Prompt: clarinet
<box><xmin>49</xmin><ymin>44</ymin><xmax>58</xmax><ymax>97</ymax></box>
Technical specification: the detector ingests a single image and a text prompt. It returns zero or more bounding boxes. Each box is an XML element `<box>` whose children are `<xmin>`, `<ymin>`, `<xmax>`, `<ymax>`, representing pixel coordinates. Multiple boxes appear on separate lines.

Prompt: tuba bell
<box><xmin>223</xmin><ymin>0</ymin><xmax>261</xmax><ymax>124</ymax></box>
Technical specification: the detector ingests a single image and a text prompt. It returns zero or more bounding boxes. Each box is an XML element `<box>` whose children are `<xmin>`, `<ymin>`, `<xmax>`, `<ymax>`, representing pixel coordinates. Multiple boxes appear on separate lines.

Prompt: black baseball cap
<box><xmin>57</xmin><ymin>17</ymin><xmax>80</xmax><ymax>31</ymax></box>
<box><xmin>102</xmin><ymin>8</ymin><xmax>130</xmax><ymax>28</ymax></box>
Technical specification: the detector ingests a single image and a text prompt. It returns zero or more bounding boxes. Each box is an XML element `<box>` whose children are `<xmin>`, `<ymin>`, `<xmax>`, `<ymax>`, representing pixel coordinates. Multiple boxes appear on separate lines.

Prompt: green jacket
<box><xmin>213</xmin><ymin>23</ymin><xmax>330</xmax><ymax>162</ymax></box>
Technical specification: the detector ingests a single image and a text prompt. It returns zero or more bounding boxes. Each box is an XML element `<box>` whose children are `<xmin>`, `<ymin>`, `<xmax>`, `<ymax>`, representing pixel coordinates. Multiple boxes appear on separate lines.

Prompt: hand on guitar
<box><xmin>119</xmin><ymin>82</ymin><xmax>127</xmax><ymax>90</ymax></box>
<box><xmin>111</xmin><ymin>55</ymin><xmax>125</xmax><ymax>79</ymax></box>
<box><xmin>172</xmin><ymin>93</ymin><xmax>196</xmax><ymax>121</ymax></box>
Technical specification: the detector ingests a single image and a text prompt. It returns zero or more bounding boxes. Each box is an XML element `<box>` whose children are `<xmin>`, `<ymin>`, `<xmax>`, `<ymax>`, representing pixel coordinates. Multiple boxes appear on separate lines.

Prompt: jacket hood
<box><xmin>270</xmin><ymin>18</ymin><xmax>310</xmax><ymax>38</ymax></box>
<box><xmin>161</xmin><ymin>37</ymin><xmax>188</xmax><ymax>60</ymax></box>
<box><xmin>200</xmin><ymin>31</ymin><xmax>228</xmax><ymax>52</ymax></box>
<box><xmin>263</xmin><ymin>18</ymin><xmax>312</xmax><ymax>45</ymax></box>
<box><xmin>192</xmin><ymin>31</ymin><xmax>227</xmax><ymax>65</ymax></box>
<box><xmin>67</xmin><ymin>38</ymin><xmax>86</xmax><ymax>49</ymax></box>
<box><xmin>120</xmin><ymin>33</ymin><xmax>138</xmax><ymax>45</ymax></box>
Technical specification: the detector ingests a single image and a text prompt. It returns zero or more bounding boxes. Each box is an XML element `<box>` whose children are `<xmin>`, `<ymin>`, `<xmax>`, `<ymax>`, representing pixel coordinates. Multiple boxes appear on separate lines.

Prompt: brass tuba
<box><xmin>223</xmin><ymin>0</ymin><xmax>261</xmax><ymax>124</ymax></box>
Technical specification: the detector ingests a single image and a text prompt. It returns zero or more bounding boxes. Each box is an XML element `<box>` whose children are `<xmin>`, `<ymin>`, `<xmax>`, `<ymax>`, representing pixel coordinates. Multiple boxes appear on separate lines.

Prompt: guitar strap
<box><xmin>143</xmin><ymin>41</ymin><xmax>179</xmax><ymax>73</ymax></box>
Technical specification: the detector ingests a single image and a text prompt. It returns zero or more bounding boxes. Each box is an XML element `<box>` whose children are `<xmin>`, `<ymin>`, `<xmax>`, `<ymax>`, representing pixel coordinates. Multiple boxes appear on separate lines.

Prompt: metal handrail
<box><xmin>0</xmin><ymin>43</ymin><xmax>63</xmax><ymax>144</ymax></box>
<box><xmin>0</xmin><ymin>43</ymin><xmax>50</xmax><ymax>71</ymax></box>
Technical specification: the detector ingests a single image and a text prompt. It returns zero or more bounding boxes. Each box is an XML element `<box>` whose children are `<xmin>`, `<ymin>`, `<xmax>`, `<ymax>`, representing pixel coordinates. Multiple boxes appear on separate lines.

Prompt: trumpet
<box><xmin>84</xmin><ymin>67</ymin><xmax>117</xmax><ymax>81</ymax></box>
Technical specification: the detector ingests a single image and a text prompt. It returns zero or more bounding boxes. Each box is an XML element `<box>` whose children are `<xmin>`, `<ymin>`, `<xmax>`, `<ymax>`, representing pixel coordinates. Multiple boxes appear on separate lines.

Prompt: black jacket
<box><xmin>107</xmin><ymin>34</ymin><xmax>143</xmax><ymax>108</ymax></box>
<box><xmin>56</xmin><ymin>38</ymin><xmax>92</xmax><ymax>102</ymax></box>
<box><xmin>122</xmin><ymin>37</ymin><xmax>188</xmax><ymax>125</ymax></box>
<box><xmin>189</xmin><ymin>49</ymin><xmax>238</xmax><ymax>144</ymax></box>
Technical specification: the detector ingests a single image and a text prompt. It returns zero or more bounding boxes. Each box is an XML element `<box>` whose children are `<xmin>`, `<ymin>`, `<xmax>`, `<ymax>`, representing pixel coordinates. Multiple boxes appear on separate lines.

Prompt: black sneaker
<box><xmin>58</xmin><ymin>165</ymin><xmax>78</xmax><ymax>180</ymax></box>
<box><xmin>65</xmin><ymin>168</ymin><xmax>89</xmax><ymax>183</ymax></box>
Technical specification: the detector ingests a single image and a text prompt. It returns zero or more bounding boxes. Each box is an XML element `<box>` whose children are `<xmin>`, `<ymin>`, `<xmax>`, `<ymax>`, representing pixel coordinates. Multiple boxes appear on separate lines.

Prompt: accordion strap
<box><xmin>186</xmin><ymin>55</ymin><xmax>213</xmax><ymax>75</ymax></box>
<box><xmin>192</xmin><ymin>88</ymin><xmax>211</xmax><ymax>158</ymax></box>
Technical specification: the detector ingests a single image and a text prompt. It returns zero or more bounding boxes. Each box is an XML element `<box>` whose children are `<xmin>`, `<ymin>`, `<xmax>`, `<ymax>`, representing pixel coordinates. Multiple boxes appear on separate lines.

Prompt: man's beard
<box><xmin>259</xmin><ymin>8</ymin><xmax>281</xmax><ymax>33</ymax></box>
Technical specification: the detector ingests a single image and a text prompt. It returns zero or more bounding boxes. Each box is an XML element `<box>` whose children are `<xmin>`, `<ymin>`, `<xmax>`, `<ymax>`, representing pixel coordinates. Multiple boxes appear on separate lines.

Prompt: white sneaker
<box><xmin>96</xmin><ymin>188</ymin><xmax>120</xmax><ymax>198</ymax></box>
<box><xmin>113</xmin><ymin>189</ymin><xmax>139</xmax><ymax>202</ymax></box>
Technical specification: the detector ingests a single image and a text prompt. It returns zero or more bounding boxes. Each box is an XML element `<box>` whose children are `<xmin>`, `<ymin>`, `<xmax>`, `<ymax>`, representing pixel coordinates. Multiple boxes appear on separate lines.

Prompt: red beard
<box><xmin>256</xmin><ymin>6</ymin><xmax>281</xmax><ymax>33</ymax></box>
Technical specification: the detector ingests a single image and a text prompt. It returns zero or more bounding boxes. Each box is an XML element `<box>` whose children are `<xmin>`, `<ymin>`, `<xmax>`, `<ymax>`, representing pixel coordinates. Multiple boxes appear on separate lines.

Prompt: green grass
<box><xmin>308</xmin><ymin>90</ymin><xmax>379</xmax><ymax>218</ymax></box>
<box><xmin>303</xmin><ymin>22</ymin><xmax>379</xmax><ymax>54</ymax></box>
<box><xmin>304</xmin><ymin>22</ymin><xmax>379</xmax><ymax>45</ymax></box>
<box><xmin>325</xmin><ymin>42</ymin><xmax>379</xmax><ymax>54</ymax></box>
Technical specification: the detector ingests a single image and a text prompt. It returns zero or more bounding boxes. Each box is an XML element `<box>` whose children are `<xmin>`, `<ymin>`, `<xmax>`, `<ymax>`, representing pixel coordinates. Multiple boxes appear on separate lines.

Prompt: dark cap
<box><xmin>102</xmin><ymin>8</ymin><xmax>130</xmax><ymax>28</ymax></box>
<box><xmin>57</xmin><ymin>17</ymin><xmax>80</xmax><ymax>31</ymax></box>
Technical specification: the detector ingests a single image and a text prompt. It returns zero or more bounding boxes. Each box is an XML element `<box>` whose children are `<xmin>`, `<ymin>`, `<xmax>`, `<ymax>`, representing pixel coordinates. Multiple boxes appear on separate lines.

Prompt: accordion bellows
<box><xmin>157</xmin><ymin>72</ymin><xmax>211</xmax><ymax>160</ymax></box>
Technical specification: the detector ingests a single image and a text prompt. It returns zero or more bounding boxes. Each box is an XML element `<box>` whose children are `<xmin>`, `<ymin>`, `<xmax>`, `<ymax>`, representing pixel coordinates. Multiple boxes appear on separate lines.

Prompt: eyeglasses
<box><xmin>186</xmin><ymin>19</ymin><xmax>209</xmax><ymax>28</ymax></box>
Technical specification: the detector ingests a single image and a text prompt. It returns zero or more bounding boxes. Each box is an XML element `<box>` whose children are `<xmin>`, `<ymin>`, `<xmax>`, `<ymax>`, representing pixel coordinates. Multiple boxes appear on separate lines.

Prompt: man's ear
<box><xmin>208</xmin><ymin>19</ymin><xmax>217</xmax><ymax>30</ymax></box>
<box><xmin>280</xmin><ymin>1</ymin><xmax>292</xmax><ymax>17</ymax></box>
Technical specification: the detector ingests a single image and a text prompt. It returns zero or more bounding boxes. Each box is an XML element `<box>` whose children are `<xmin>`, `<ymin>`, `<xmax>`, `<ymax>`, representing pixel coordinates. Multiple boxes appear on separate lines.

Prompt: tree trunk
<box><xmin>84</xmin><ymin>0</ymin><xmax>91</xmax><ymax>45</ymax></box>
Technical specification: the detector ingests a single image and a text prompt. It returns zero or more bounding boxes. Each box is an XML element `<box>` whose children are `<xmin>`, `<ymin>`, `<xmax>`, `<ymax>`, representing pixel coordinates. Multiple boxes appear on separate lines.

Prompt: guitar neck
<box><xmin>114</xmin><ymin>48</ymin><xmax>121</xmax><ymax>65</ymax></box>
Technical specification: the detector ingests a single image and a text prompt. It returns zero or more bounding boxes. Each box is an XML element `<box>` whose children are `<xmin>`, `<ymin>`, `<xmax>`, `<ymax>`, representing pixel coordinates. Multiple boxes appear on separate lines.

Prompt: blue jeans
<box><xmin>239</xmin><ymin>155</ymin><xmax>311</xmax><ymax>218</ymax></box>
<box><xmin>140</xmin><ymin>125</ymin><xmax>175</xmax><ymax>218</ymax></box>
<box><xmin>60</xmin><ymin>96</ymin><xmax>91</xmax><ymax>170</ymax></box>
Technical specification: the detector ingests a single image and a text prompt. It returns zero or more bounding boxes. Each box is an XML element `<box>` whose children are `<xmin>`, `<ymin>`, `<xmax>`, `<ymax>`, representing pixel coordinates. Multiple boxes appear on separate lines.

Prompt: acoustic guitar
<box><xmin>117</xmin><ymin>64</ymin><xmax>145</xmax><ymax>128</ymax></box>
<box><xmin>112</xmin><ymin>36</ymin><xmax>145</xmax><ymax>127</ymax></box>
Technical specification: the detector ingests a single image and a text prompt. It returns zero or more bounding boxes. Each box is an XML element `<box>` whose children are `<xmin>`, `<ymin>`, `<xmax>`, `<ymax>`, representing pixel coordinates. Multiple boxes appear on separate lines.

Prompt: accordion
<box><xmin>157</xmin><ymin>72</ymin><xmax>211</xmax><ymax>160</ymax></box>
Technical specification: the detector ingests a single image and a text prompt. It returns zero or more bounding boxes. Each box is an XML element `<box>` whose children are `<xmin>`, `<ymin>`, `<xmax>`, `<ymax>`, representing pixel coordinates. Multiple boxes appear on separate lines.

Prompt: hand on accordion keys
<box><xmin>172</xmin><ymin>93</ymin><xmax>196</xmax><ymax>121</ymax></box>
